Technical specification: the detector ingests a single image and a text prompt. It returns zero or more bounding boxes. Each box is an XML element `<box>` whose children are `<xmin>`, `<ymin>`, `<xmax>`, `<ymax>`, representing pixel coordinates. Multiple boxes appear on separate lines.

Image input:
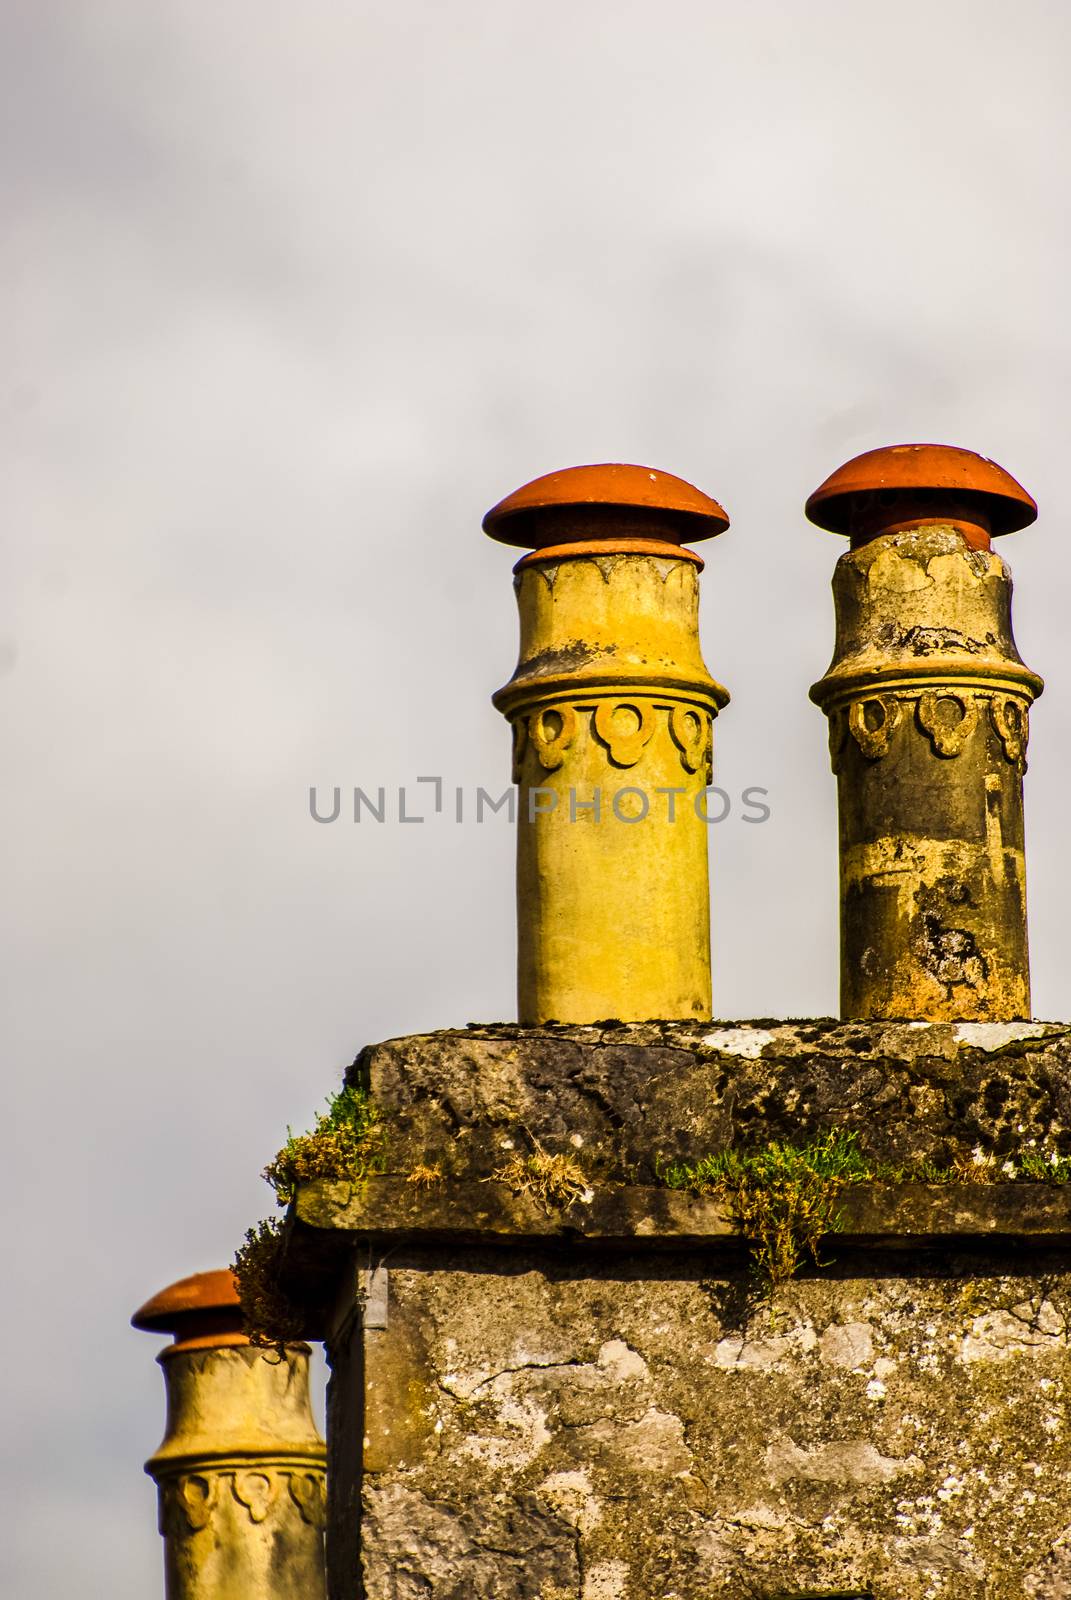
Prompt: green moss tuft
<box><xmin>232</xmin><ymin>1086</ymin><xmax>388</xmax><ymax>1344</ymax></box>
<box><xmin>263</xmin><ymin>1085</ymin><xmax>387</xmax><ymax>1206</ymax></box>
<box><xmin>1001</xmin><ymin>1149</ymin><xmax>1071</xmax><ymax>1183</ymax></box>
<box><xmin>661</xmin><ymin>1130</ymin><xmax>869</xmax><ymax>1290</ymax></box>
<box><xmin>660</xmin><ymin>1129</ymin><xmax>1071</xmax><ymax>1292</ymax></box>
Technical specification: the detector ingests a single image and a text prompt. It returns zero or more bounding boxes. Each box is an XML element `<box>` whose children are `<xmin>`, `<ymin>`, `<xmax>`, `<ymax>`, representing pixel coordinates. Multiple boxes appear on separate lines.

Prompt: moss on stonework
<box><xmin>233</xmin><ymin>1085</ymin><xmax>388</xmax><ymax>1344</ymax></box>
<box><xmin>661</xmin><ymin>1130</ymin><xmax>870</xmax><ymax>1289</ymax></box>
<box><xmin>235</xmin><ymin>1057</ymin><xmax>1071</xmax><ymax>1338</ymax></box>
<box><xmin>263</xmin><ymin>1084</ymin><xmax>387</xmax><ymax>1205</ymax></box>
<box><xmin>348</xmin><ymin>1020</ymin><xmax>1071</xmax><ymax>1193</ymax></box>
<box><xmin>662</xmin><ymin>1129</ymin><xmax>1071</xmax><ymax>1291</ymax></box>
<box><xmin>232</xmin><ymin>1218</ymin><xmax>306</xmax><ymax>1350</ymax></box>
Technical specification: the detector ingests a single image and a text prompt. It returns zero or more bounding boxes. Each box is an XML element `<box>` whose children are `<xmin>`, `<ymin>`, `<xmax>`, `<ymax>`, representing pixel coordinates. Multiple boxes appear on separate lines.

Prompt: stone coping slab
<box><xmin>294</xmin><ymin>1174</ymin><xmax>1071</xmax><ymax>1248</ymax></box>
<box><xmin>277</xmin><ymin>1018</ymin><xmax>1071</xmax><ymax>1327</ymax></box>
<box><xmin>345</xmin><ymin>1017</ymin><xmax>1071</xmax><ymax>1183</ymax></box>
<box><xmin>279</xmin><ymin>1176</ymin><xmax>1071</xmax><ymax>1337</ymax></box>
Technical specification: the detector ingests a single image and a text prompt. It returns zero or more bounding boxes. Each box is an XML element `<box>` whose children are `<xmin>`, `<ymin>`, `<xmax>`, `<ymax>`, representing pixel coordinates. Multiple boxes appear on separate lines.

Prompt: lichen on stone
<box><xmin>292</xmin><ymin>1023</ymin><xmax>1071</xmax><ymax>1597</ymax></box>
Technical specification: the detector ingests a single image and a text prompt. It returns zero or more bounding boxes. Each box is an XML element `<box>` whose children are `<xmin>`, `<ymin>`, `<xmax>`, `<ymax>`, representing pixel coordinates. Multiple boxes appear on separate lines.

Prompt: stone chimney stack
<box><xmin>484</xmin><ymin>463</ymin><xmax>729</xmax><ymax>1025</ymax></box>
<box><xmin>807</xmin><ymin>443</ymin><xmax>1042</xmax><ymax>1021</ymax></box>
<box><xmin>132</xmin><ymin>1269</ymin><xmax>326</xmax><ymax>1600</ymax></box>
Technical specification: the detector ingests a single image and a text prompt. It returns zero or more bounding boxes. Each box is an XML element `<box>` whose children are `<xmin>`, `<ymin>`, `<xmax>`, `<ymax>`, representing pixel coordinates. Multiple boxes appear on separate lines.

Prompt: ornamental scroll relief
<box><xmin>827</xmin><ymin>691</ymin><xmax>1030</xmax><ymax>774</ymax></box>
<box><xmin>991</xmin><ymin>694</ymin><xmax>1029</xmax><ymax>766</ymax></box>
<box><xmin>917</xmin><ymin>691</ymin><xmax>978</xmax><ymax>757</ymax></box>
<box><xmin>511</xmin><ymin>699</ymin><xmax>713</xmax><ymax>783</ymax></box>
<box><xmin>160</xmin><ymin>1468</ymin><xmax>327</xmax><ymax>1536</ymax></box>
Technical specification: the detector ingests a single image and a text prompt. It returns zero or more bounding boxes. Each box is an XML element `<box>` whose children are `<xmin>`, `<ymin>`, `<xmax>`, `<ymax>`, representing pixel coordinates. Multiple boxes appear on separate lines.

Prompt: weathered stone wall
<box><xmin>283</xmin><ymin>1020</ymin><xmax>1071</xmax><ymax>1600</ymax></box>
<box><xmin>352</xmin><ymin>1244</ymin><xmax>1071</xmax><ymax>1599</ymax></box>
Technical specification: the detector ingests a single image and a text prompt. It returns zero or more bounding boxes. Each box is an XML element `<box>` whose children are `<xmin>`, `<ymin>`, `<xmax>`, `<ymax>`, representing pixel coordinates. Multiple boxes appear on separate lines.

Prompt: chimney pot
<box><xmin>487</xmin><ymin>463</ymin><xmax>730</xmax><ymax>1026</ymax></box>
<box><xmin>133</xmin><ymin>1269</ymin><xmax>326</xmax><ymax>1600</ymax></box>
<box><xmin>808</xmin><ymin>442</ymin><xmax>1042</xmax><ymax>1022</ymax></box>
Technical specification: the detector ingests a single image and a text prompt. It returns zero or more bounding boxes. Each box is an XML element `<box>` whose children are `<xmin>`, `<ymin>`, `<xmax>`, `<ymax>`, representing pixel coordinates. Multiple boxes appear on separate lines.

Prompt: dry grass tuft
<box><xmin>493</xmin><ymin>1149</ymin><xmax>591</xmax><ymax>1212</ymax></box>
<box><xmin>406</xmin><ymin>1162</ymin><xmax>445</xmax><ymax>1189</ymax></box>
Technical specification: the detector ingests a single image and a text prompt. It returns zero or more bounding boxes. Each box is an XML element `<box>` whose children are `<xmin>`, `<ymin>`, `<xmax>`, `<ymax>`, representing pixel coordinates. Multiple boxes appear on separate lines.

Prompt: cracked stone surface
<box><xmin>310</xmin><ymin>1021</ymin><xmax>1071</xmax><ymax>1598</ymax></box>
<box><xmin>346</xmin><ymin>1252</ymin><xmax>1071</xmax><ymax>1600</ymax></box>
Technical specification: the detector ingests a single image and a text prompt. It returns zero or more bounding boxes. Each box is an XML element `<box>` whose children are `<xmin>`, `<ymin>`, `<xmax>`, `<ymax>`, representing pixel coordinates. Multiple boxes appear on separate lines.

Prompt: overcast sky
<box><xmin>4</xmin><ymin>1</ymin><xmax>1071</xmax><ymax>1593</ymax></box>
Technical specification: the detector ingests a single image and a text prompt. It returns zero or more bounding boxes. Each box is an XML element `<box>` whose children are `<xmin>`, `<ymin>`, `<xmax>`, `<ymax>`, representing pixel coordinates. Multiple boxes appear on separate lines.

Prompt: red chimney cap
<box><xmin>132</xmin><ymin>1268</ymin><xmax>248</xmax><ymax>1353</ymax></box>
<box><xmin>806</xmin><ymin>444</ymin><xmax>1037</xmax><ymax>538</ymax></box>
<box><xmin>483</xmin><ymin>463</ymin><xmax>729</xmax><ymax>550</ymax></box>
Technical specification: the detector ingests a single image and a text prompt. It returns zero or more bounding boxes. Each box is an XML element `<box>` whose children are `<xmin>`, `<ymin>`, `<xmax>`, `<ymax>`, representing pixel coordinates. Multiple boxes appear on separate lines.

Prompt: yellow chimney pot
<box><xmin>485</xmin><ymin>463</ymin><xmax>730</xmax><ymax>1025</ymax></box>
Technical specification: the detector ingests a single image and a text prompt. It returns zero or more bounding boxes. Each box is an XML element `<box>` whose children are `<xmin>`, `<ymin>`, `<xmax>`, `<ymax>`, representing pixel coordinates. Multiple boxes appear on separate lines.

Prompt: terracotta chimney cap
<box><xmin>483</xmin><ymin>462</ymin><xmax>729</xmax><ymax>550</ymax></box>
<box><xmin>132</xmin><ymin>1268</ymin><xmax>248</xmax><ymax>1353</ymax></box>
<box><xmin>806</xmin><ymin>443</ymin><xmax>1037</xmax><ymax>538</ymax></box>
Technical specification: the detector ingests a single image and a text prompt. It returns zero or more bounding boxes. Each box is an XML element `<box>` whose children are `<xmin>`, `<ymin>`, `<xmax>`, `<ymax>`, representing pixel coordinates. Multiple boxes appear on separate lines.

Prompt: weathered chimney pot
<box><xmin>808</xmin><ymin>442</ymin><xmax>1042</xmax><ymax>1021</ymax></box>
<box><xmin>133</xmin><ymin>1269</ymin><xmax>326</xmax><ymax>1600</ymax></box>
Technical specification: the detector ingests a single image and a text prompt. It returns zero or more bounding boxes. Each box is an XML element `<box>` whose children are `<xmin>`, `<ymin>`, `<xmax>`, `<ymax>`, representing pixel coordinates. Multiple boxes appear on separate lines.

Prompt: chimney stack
<box><xmin>484</xmin><ymin>464</ymin><xmax>729</xmax><ymax>1025</ymax></box>
<box><xmin>132</xmin><ymin>1269</ymin><xmax>326</xmax><ymax>1600</ymax></box>
<box><xmin>807</xmin><ymin>443</ymin><xmax>1042</xmax><ymax>1021</ymax></box>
